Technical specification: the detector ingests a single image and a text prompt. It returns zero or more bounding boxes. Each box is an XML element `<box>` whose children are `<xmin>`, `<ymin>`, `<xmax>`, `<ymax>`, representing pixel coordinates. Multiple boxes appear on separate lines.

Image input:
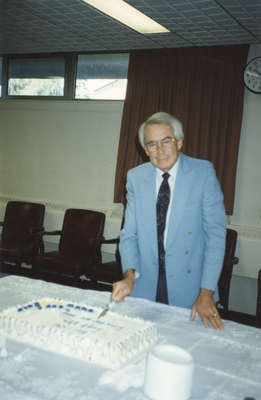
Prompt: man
<box><xmin>112</xmin><ymin>112</ymin><xmax>226</xmax><ymax>330</ymax></box>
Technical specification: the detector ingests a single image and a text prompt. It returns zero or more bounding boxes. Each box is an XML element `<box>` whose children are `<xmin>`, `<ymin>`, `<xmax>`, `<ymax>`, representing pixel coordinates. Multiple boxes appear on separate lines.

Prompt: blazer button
<box><xmin>188</xmin><ymin>230</ymin><xmax>192</xmax><ymax>234</ymax></box>
<box><xmin>187</xmin><ymin>269</ymin><xmax>191</xmax><ymax>274</ymax></box>
<box><xmin>185</xmin><ymin>250</ymin><xmax>189</xmax><ymax>254</ymax></box>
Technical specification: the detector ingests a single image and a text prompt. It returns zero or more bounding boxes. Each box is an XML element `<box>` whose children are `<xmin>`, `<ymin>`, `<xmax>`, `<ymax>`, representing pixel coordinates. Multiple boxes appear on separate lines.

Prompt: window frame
<box><xmin>5</xmin><ymin>54</ymin><xmax>71</xmax><ymax>100</ymax></box>
<box><xmin>0</xmin><ymin>52</ymin><xmax>129</xmax><ymax>101</ymax></box>
<box><xmin>75</xmin><ymin>53</ymin><xmax>129</xmax><ymax>101</ymax></box>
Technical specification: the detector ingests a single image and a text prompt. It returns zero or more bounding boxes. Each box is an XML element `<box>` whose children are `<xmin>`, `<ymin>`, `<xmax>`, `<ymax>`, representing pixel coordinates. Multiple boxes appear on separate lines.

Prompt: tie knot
<box><xmin>162</xmin><ymin>172</ymin><xmax>170</xmax><ymax>181</ymax></box>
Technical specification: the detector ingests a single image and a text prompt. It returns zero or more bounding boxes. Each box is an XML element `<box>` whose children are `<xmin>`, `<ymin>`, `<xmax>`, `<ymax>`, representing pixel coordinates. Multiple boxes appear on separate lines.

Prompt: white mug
<box><xmin>144</xmin><ymin>344</ymin><xmax>194</xmax><ymax>400</ymax></box>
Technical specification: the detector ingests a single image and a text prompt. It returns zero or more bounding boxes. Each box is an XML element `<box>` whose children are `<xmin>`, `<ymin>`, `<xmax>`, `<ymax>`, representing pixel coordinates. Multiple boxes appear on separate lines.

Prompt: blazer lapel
<box><xmin>166</xmin><ymin>153</ymin><xmax>193</xmax><ymax>247</ymax></box>
<box><xmin>142</xmin><ymin>164</ymin><xmax>158</xmax><ymax>257</ymax></box>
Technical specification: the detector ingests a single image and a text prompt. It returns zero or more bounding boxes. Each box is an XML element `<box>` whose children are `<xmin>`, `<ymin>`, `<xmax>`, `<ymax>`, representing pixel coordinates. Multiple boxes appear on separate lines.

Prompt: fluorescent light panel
<box><xmin>81</xmin><ymin>0</ymin><xmax>170</xmax><ymax>34</ymax></box>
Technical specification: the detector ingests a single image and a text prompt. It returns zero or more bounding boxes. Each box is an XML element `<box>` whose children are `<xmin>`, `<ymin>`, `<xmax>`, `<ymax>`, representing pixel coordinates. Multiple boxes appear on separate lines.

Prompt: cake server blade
<box><xmin>97</xmin><ymin>295</ymin><xmax>113</xmax><ymax>319</ymax></box>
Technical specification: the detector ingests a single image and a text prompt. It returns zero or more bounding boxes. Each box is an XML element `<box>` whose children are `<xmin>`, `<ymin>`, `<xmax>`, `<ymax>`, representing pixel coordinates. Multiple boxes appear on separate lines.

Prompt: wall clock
<box><xmin>243</xmin><ymin>56</ymin><xmax>261</xmax><ymax>94</ymax></box>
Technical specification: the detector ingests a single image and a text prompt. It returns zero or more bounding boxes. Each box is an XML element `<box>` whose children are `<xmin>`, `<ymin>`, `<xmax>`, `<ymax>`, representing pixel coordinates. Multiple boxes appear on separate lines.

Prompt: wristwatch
<box><xmin>243</xmin><ymin>56</ymin><xmax>261</xmax><ymax>94</ymax></box>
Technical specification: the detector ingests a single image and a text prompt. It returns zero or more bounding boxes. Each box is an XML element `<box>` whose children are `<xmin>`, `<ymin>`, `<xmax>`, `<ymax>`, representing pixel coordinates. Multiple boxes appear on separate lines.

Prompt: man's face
<box><xmin>144</xmin><ymin>123</ymin><xmax>183</xmax><ymax>172</ymax></box>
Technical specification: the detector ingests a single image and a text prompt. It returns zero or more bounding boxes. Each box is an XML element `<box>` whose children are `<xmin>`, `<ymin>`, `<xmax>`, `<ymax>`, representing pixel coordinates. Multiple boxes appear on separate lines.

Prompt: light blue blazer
<box><xmin>119</xmin><ymin>153</ymin><xmax>226</xmax><ymax>309</ymax></box>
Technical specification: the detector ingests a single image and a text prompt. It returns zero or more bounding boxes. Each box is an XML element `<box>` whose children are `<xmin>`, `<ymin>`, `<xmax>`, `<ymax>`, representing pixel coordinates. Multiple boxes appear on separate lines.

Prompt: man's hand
<box><xmin>190</xmin><ymin>288</ymin><xmax>224</xmax><ymax>330</ymax></box>
<box><xmin>112</xmin><ymin>269</ymin><xmax>135</xmax><ymax>302</ymax></box>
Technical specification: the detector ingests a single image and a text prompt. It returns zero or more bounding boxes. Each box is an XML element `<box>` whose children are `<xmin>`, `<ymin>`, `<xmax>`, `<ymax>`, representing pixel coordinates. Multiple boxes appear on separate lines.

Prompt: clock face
<box><xmin>244</xmin><ymin>56</ymin><xmax>261</xmax><ymax>94</ymax></box>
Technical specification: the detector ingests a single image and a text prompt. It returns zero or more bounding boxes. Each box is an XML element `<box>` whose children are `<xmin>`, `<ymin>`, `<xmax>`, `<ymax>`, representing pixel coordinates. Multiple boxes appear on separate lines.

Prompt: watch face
<box><xmin>244</xmin><ymin>57</ymin><xmax>261</xmax><ymax>94</ymax></box>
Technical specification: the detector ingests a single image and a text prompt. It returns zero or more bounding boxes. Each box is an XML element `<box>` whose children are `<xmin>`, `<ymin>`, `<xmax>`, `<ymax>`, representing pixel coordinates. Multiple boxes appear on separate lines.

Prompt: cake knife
<box><xmin>97</xmin><ymin>294</ymin><xmax>114</xmax><ymax>319</ymax></box>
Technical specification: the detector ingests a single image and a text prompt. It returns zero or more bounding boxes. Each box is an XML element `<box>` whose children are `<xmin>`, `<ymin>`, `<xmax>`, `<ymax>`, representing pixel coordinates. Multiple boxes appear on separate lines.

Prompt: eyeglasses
<box><xmin>145</xmin><ymin>136</ymin><xmax>175</xmax><ymax>152</ymax></box>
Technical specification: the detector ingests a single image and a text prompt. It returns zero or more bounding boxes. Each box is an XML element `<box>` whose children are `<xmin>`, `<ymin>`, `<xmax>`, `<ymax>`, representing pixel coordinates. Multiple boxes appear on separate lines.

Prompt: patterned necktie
<box><xmin>156</xmin><ymin>172</ymin><xmax>170</xmax><ymax>304</ymax></box>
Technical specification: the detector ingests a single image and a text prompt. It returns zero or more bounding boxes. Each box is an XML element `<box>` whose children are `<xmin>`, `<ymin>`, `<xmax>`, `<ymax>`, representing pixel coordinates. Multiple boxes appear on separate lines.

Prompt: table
<box><xmin>0</xmin><ymin>275</ymin><xmax>260</xmax><ymax>400</ymax></box>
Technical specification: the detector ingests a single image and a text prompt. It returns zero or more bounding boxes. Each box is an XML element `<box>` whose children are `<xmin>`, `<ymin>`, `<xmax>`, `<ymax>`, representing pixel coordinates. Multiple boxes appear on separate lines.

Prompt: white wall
<box><xmin>0</xmin><ymin>100</ymin><xmax>123</xmax><ymax>210</ymax></box>
<box><xmin>229</xmin><ymin>44</ymin><xmax>261</xmax><ymax>282</ymax></box>
<box><xmin>0</xmin><ymin>100</ymin><xmax>124</xmax><ymax>252</ymax></box>
<box><xmin>227</xmin><ymin>44</ymin><xmax>261</xmax><ymax>314</ymax></box>
<box><xmin>232</xmin><ymin>44</ymin><xmax>261</xmax><ymax>229</ymax></box>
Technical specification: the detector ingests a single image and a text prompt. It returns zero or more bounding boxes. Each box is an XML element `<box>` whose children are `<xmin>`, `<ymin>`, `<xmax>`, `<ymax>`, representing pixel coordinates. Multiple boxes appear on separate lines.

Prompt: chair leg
<box><xmin>14</xmin><ymin>262</ymin><xmax>22</xmax><ymax>274</ymax></box>
<box><xmin>72</xmin><ymin>274</ymin><xmax>83</xmax><ymax>288</ymax></box>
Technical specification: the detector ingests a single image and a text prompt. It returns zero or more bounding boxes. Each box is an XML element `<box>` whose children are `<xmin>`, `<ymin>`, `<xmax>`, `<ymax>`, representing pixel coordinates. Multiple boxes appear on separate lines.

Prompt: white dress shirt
<box><xmin>134</xmin><ymin>158</ymin><xmax>180</xmax><ymax>279</ymax></box>
<box><xmin>156</xmin><ymin>157</ymin><xmax>180</xmax><ymax>247</ymax></box>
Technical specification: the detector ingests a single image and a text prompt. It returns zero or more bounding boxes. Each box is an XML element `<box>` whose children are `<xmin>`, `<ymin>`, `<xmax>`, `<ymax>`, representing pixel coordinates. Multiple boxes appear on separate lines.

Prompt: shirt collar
<box><xmin>156</xmin><ymin>157</ymin><xmax>180</xmax><ymax>179</ymax></box>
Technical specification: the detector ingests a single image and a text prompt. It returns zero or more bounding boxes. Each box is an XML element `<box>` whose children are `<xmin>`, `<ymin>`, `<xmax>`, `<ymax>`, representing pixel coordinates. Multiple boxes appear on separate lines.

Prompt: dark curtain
<box><xmin>114</xmin><ymin>44</ymin><xmax>249</xmax><ymax>215</ymax></box>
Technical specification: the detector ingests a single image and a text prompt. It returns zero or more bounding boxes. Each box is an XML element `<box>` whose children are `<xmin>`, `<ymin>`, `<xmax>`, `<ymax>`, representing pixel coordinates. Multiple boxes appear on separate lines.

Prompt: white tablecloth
<box><xmin>0</xmin><ymin>275</ymin><xmax>260</xmax><ymax>400</ymax></box>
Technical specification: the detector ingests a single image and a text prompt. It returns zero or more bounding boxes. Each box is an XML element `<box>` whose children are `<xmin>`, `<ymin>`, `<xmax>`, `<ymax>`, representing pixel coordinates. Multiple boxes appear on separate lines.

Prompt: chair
<box><xmin>217</xmin><ymin>228</ymin><xmax>239</xmax><ymax>317</ymax></box>
<box><xmin>0</xmin><ymin>201</ymin><xmax>45</xmax><ymax>271</ymax></box>
<box><xmin>88</xmin><ymin>237</ymin><xmax>123</xmax><ymax>287</ymax></box>
<box><xmin>32</xmin><ymin>208</ymin><xmax>105</xmax><ymax>284</ymax></box>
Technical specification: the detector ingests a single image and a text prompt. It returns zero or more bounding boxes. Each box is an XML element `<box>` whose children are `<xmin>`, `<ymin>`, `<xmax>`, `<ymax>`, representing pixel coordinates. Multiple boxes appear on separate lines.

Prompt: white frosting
<box><xmin>0</xmin><ymin>298</ymin><xmax>158</xmax><ymax>368</ymax></box>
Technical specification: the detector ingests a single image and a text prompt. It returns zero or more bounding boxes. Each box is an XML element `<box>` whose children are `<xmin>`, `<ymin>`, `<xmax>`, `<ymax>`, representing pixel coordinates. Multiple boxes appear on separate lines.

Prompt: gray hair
<box><xmin>138</xmin><ymin>112</ymin><xmax>184</xmax><ymax>149</ymax></box>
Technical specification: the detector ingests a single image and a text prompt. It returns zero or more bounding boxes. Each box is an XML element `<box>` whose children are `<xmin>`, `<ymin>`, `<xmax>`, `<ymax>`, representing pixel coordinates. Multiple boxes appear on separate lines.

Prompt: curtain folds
<box><xmin>114</xmin><ymin>45</ymin><xmax>249</xmax><ymax>214</ymax></box>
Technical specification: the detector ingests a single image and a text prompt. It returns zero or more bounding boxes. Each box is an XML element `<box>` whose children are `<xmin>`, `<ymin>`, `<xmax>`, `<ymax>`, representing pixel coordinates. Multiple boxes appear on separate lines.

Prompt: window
<box><xmin>8</xmin><ymin>57</ymin><xmax>65</xmax><ymax>96</ymax></box>
<box><xmin>75</xmin><ymin>53</ymin><xmax>129</xmax><ymax>100</ymax></box>
<box><xmin>1</xmin><ymin>53</ymin><xmax>129</xmax><ymax>100</ymax></box>
<box><xmin>0</xmin><ymin>57</ymin><xmax>2</xmax><ymax>97</ymax></box>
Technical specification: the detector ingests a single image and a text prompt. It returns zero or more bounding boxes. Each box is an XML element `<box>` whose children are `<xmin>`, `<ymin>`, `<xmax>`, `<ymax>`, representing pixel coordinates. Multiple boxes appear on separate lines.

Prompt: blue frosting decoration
<box><xmin>16</xmin><ymin>299</ymin><xmax>95</xmax><ymax>314</ymax></box>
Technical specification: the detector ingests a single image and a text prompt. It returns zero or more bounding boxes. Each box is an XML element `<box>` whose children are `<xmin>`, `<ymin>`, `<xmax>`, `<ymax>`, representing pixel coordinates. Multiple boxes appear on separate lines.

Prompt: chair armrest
<box><xmin>0</xmin><ymin>224</ymin><xmax>46</xmax><ymax>236</ymax></box>
<box><xmin>27</xmin><ymin>228</ymin><xmax>61</xmax><ymax>237</ymax></box>
<box><xmin>28</xmin><ymin>227</ymin><xmax>45</xmax><ymax>235</ymax></box>
<box><xmin>41</xmin><ymin>230</ymin><xmax>62</xmax><ymax>236</ymax></box>
<box><xmin>101</xmin><ymin>237</ymin><xmax>119</xmax><ymax>245</ymax></box>
<box><xmin>35</xmin><ymin>230</ymin><xmax>61</xmax><ymax>255</ymax></box>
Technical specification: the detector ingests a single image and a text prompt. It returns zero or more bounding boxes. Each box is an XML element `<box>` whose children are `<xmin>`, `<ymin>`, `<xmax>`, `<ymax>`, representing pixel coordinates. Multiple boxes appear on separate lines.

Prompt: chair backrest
<box><xmin>218</xmin><ymin>228</ymin><xmax>238</xmax><ymax>313</ymax></box>
<box><xmin>59</xmin><ymin>209</ymin><xmax>105</xmax><ymax>261</ymax></box>
<box><xmin>2</xmin><ymin>201</ymin><xmax>45</xmax><ymax>245</ymax></box>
